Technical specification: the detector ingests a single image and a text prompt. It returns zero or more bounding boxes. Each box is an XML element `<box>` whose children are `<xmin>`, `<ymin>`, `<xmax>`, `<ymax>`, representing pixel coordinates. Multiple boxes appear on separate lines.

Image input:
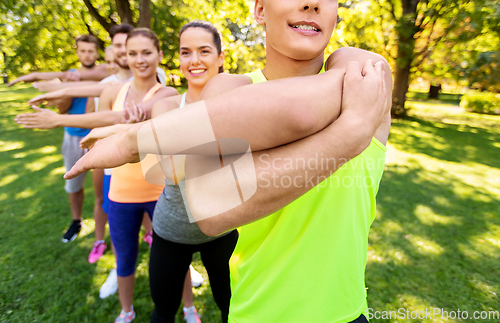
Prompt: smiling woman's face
<box><xmin>126</xmin><ymin>35</ymin><xmax>162</xmax><ymax>79</ymax></box>
<box><xmin>179</xmin><ymin>27</ymin><xmax>224</xmax><ymax>88</ymax></box>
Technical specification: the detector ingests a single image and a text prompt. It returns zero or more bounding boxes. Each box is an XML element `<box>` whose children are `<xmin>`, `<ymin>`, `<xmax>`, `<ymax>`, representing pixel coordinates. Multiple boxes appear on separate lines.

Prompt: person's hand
<box><xmin>79</xmin><ymin>124</ymin><xmax>126</xmax><ymax>149</ymax></box>
<box><xmin>62</xmin><ymin>71</ymin><xmax>81</xmax><ymax>82</ymax></box>
<box><xmin>15</xmin><ymin>105</ymin><xmax>60</xmax><ymax>129</ymax></box>
<box><xmin>33</xmin><ymin>79</ymin><xmax>62</xmax><ymax>92</ymax></box>
<box><xmin>122</xmin><ymin>101</ymin><xmax>146</xmax><ymax>124</ymax></box>
<box><xmin>341</xmin><ymin>60</ymin><xmax>388</xmax><ymax>126</ymax></box>
<box><xmin>65</xmin><ymin>128</ymin><xmax>141</xmax><ymax>179</ymax></box>
<box><xmin>7</xmin><ymin>73</ymin><xmax>37</xmax><ymax>86</ymax></box>
<box><xmin>28</xmin><ymin>89</ymin><xmax>65</xmax><ymax>106</ymax></box>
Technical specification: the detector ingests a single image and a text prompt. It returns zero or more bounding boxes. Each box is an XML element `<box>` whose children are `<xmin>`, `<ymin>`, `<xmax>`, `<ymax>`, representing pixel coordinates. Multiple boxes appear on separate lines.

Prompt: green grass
<box><xmin>0</xmin><ymin>84</ymin><xmax>219</xmax><ymax>322</ymax></box>
<box><xmin>1</xmin><ymin>85</ymin><xmax>499</xmax><ymax>322</ymax></box>
<box><xmin>368</xmin><ymin>98</ymin><xmax>500</xmax><ymax>322</ymax></box>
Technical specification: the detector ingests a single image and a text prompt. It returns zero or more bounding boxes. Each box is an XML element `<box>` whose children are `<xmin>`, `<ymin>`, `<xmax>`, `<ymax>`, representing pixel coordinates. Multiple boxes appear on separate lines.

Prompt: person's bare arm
<box><xmin>85</xmin><ymin>96</ymin><xmax>96</xmax><ymax>114</ymax></box>
<box><xmin>187</xmin><ymin>49</ymin><xmax>392</xmax><ymax>235</ymax></box>
<box><xmin>16</xmin><ymin>85</ymin><xmax>122</xmax><ymax>129</ymax></box>
<box><xmin>15</xmin><ymin>108</ymin><xmax>124</xmax><ymax>129</ymax></box>
<box><xmin>65</xmin><ymin>59</ymin><xmax>389</xmax><ymax>237</ymax></box>
<box><xmin>33</xmin><ymin>80</ymin><xmax>98</xmax><ymax>92</ymax></box>
<box><xmin>78</xmin><ymin>93</ymin><xmax>179</xmax><ymax>149</ymax></box>
<box><xmin>136</xmin><ymin>86</ymin><xmax>179</xmax><ymax>119</ymax></box>
<box><xmin>142</xmin><ymin>48</ymin><xmax>390</xmax><ymax>153</ymax></box>
<box><xmin>8</xmin><ymin>72</ymin><xmax>67</xmax><ymax>86</ymax></box>
<box><xmin>64</xmin><ymin>48</ymin><xmax>389</xmax><ymax>173</ymax></box>
<box><xmin>61</xmin><ymin>65</ymin><xmax>110</xmax><ymax>82</ymax></box>
<box><xmin>55</xmin><ymin>97</ymin><xmax>73</xmax><ymax>114</ymax></box>
<box><xmin>28</xmin><ymin>82</ymin><xmax>120</xmax><ymax>106</ymax></box>
<box><xmin>187</xmin><ymin>59</ymin><xmax>391</xmax><ymax>235</ymax></box>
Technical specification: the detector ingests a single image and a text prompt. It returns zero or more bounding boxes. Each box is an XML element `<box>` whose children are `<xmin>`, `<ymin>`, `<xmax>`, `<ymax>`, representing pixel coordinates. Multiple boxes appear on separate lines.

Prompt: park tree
<box><xmin>0</xmin><ymin>0</ymin><xmax>109</xmax><ymax>76</ymax></box>
<box><xmin>333</xmin><ymin>0</ymin><xmax>494</xmax><ymax>117</ymax></box>
<box><xmin>1</xmin><ymin>0</ymin><xmax>263</xmax><ymax>83</ymax></box>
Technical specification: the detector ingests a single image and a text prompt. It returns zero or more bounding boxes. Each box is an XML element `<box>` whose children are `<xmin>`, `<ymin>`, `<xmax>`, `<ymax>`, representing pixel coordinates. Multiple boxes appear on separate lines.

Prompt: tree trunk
<box><xmin>82</xmin><ymin>0</ymin><xmax>114</xmax><ymax>32</ymax></box>
<box><xmin>115</xmin><ymin>0</ymin><xmax>134</xmax><ymax>25</ymax></box>
<box><xmin>1</xmin><ymin>51</ymin><xmax>8</xmax><ymax>84</ymax></box>
<box><xmin>392</xmin><ymin>60</ymin><xmax>412</xmax><ymax>117</ymax></box>
<box><xmin>428</xmin><ymin>84</ymin><xmax>441</xmax><ymax>99</ymax></box>
<box><xmin>391</xmin><ymin>0</ymin><xmax>420</xmax><ymax>118</ymax></box>
<box><xmin>138</xmin><ymin>0</ymin><xmax>151</xmax><ymax>28</ymax></box>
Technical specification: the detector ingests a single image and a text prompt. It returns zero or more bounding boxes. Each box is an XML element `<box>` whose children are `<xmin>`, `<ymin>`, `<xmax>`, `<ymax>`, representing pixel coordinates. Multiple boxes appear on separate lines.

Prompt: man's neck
<box><xmin>262</xmin><ymin>47</ymin><xmax>324</xmax><ymax>80</ymax></box>
<box><xmin>116</xmin><ymin>67</ymin><xmax>133</xmax><ymax>80</ymax></box>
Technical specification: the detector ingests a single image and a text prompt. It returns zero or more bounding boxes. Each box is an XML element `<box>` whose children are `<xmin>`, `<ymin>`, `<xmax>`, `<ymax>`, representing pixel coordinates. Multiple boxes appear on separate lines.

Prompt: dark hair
<box><xmin>109</xmin><ymin>23</ymin><xmax>135</xmax><ymax>39</ymax></box>
<box><xmin>179</xmin><ymin>21</ymin><xmax>224</xmax><ymax>73</ymax></box>
<box><xmin>126</xmin><ymin>28</ymin><xmax>161</xmax><ymax>52</ymax></box>
<box><xmin>75</xmin><ymin>34</ymin><xmax>99</xmax><ymax>50</ymax></box>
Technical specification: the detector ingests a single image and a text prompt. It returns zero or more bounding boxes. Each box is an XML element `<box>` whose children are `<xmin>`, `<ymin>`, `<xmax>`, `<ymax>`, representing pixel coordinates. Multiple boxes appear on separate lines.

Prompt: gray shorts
<box><xmin>62</xmin><ymin>132</ymin><xmax>87</xmax><ymax>193</ymax></box>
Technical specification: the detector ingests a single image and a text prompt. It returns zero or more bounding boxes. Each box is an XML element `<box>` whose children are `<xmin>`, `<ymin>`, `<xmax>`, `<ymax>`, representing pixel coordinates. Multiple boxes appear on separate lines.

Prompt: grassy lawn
<box><xmin>1</xmin><ymin>84</ymin><xmax>499</xmax><ymax>322</ymax></box>
<box><xmin>368</xmin><ymin>94</ymin><xmax>500</xmax><ymax>322</ymax></box>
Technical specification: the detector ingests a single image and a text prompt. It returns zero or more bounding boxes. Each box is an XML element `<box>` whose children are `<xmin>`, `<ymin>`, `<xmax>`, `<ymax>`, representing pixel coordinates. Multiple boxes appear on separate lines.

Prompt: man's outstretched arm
<box><xmin>15</xmin><ymin>107</ymin><xmax>126</xmax><ymax>129</ymax></box>
<box><xmin>65</xmin><ymin>49</ymin><xmax>389</xmax><ymax>175</ymax></box>
<box><xmin>63</xmin><ymin>68</ymin><xmax>343</xmax><ymax>177</ymax></box>
<box><xmin>8</xmin><ymin>72</ymin><xmax>67</xmax><ymax>86</ymax></box>
<box><xmin>188</xmin><ymin>60</ymin><xmax>391</xmax><ymax>235</ymax></box>
<box><xmin>33</xmin><ymin>80</ymin><xmax>98</xmax><ymax>93</ymax></box>
<box><xmin>28</xmin><ymin>82</ymin><xmax>118</xmax><ymax>106</ymax></box>
<box><xmin>61</xmin><ymin>65</ymin><xmax>109</xmax><ymax>82</ymax></box>
<box><xmin>8</xmin><ymin>65</ymin><xmax>109</xmax><ymax>86</ymax></box>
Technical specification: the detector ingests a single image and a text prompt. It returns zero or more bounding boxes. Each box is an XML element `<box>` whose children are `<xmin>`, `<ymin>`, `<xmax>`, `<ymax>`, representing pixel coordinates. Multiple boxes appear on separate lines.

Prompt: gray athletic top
<box><xmin>152</xmin><ymin>93</ymin><xmax>230</xmax><ymax>244</ymax></box>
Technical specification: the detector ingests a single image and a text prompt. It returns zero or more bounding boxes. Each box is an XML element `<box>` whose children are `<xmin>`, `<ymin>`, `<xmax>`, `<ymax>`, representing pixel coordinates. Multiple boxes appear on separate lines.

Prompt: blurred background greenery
<box><xmin>1</xmin><ymin>0</ymin><xmax>499</xmax><ymax>117</ymax></box>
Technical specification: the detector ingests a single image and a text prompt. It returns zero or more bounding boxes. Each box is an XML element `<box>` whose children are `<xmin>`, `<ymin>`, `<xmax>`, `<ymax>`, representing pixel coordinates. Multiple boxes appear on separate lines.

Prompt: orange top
<box><xmin>108</xmin><ymin>82</ymin><xmax>165</xmax><ymax>203</ymax></box>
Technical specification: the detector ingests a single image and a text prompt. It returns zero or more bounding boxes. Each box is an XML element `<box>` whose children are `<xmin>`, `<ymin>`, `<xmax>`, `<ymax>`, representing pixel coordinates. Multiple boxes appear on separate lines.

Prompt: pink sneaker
<box><xmin>143</xmin><ymin>231</ymin><xmax>153</xmax><ymax>248</ymax></box>
<box><xmin>88</xmin><ymin>241</ymin><xmax>107</xmax><ymax>263</ymax></box>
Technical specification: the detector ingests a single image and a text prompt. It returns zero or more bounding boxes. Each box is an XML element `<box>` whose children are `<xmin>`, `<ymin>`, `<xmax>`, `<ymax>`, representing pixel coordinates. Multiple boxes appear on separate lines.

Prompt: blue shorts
<box><xmin>101</xmin><ymin>174</ymin><xmax>111</xmax><ymax>214</ymax></box>
<box><xmin>108</xmin><ymin>200</ymin><xmax>156</xmax><ymax>277</ymax></box>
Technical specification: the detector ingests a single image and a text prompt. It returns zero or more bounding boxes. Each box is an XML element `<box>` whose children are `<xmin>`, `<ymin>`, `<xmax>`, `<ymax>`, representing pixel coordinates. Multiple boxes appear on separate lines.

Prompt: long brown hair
<box><xmin>126</xmin><ymin>28</ymin><xmax>161</xmax><ymax>53</ymax></box>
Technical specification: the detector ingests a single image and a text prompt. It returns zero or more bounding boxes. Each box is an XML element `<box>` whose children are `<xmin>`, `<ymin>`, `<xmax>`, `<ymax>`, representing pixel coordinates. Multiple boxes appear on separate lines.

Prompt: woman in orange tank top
<box><xmin>93</xmin><ymin>28</ymin><xmax>173</xmax><ymax>323</ymax></box>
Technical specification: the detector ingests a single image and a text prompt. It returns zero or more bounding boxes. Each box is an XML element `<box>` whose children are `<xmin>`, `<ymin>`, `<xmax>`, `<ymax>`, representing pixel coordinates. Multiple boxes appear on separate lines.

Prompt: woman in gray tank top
<box><xmin>148</xmin><ymin>22</ymin><xmax>237</xmax><ymax>323</ymax></box>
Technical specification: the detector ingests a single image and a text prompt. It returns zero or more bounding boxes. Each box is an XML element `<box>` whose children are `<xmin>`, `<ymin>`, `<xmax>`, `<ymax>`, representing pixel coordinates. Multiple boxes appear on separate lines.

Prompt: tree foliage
<box><xmin>3</xmin><ymin>0</ymin><xmax>497</xmax><ymax>100</ymax></box>
<box><xmin>335</xmin><ymin>0</ymin><xmax>499</xmax><ymax>117</ymax></box>
<box><xmin>1</xmin><ymin>0</ymin><xmax>265</xmax><ymax>83</ymax></box>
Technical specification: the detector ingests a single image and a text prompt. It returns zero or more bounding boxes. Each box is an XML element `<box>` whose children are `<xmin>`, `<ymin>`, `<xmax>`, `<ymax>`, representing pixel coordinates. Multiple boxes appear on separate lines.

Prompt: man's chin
<box><xmin>117</xmin><ymin>61</ymin><xmax>130</xmax><ymax>70</ymax></box>
<box><xmin>82</xmin><ymin>62</ymin><xmax>96</xmax><ymax>69</ymax></box>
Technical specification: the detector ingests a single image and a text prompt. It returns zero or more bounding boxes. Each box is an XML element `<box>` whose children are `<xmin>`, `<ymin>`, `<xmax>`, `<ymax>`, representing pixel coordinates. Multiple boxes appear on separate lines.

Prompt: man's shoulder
<box><xmin>325</xmin><ymin>47</ymin><xmax>387</xmax><ymax>71</ymax></box>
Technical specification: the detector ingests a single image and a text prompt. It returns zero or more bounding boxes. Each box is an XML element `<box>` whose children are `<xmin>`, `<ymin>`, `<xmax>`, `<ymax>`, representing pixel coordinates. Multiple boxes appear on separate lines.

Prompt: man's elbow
<box><xmin>188</xmin><ymin>200</ymin><xmax>230</xmax><ymax>237</ymax></box>
<box><xmin>196</xmin><ymin>218</ymin><xmax>224</xmax><ymax>237</ymax></box>
<box><xmin>288</xmin><ymin>105</ymin><xmax>323</xmax><ymax>136</ymax></box>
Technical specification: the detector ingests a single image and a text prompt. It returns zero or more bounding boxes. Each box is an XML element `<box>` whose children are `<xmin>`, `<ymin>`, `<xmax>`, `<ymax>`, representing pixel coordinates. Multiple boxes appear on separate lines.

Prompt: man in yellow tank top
<box><xmin>66</xmin><ymin>0</ymin><xmax>392</xmax><ymax>321</ymax></box>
